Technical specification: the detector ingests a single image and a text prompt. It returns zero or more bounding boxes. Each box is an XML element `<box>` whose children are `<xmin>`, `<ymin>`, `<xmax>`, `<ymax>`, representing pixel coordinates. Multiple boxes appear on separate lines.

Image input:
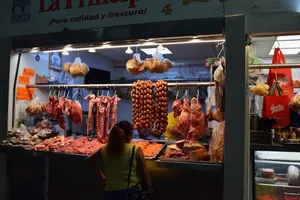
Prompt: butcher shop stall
<box><xmin>245</xmin><ymin>12</ymin><xmax>300</xmax><ymax>200</ymax></box>
<box><xmin>0</xmin><ymin>19</ymin><xmax>228</xmax><ymax>200</ymax></box>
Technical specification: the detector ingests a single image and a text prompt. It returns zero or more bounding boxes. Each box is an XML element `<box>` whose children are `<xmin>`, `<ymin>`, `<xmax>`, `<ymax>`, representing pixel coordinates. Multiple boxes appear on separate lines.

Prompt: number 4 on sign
<box><xmin>162</xmin><ymin>4</ymin><xmax>172</xmax><ymax>15</ymax></box>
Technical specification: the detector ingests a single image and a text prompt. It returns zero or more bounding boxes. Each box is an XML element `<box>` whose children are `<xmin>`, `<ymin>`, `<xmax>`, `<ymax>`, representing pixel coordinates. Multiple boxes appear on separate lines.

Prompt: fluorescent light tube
<box><xmin>277</xmin><ymin>35</ymin><xmax>300</xmax><ymax>41</ymax></box>
<box><xmin>269</xmin><ymin>48</ymin><xmax>300</xmax><ymax>55</ymax></box>
<box><xmin>141</xmin><ymin>48</ymin><xmax>172</xmax><ymax>55</ymax></box>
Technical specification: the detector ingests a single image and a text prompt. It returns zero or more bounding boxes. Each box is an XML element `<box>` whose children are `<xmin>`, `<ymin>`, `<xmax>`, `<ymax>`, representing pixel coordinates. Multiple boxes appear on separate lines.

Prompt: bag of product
<box><xmin>262</xmin><ymin>81</ymin><xmax>290</xmax><ymax>127</ymax></box>
<box><xmin>64</xmin><ymin>57</ymin><xmax>89</xmax><ymax>78</ymax></box>
<box><xmin>126</xmin><ymin>53</ymin><xmax>145</xmax><ymax>75</ymax></box>
<box><xmin>267</xmin><ymin>48</ymin><xmax>294</xmax><ymax>99</ymax></box>
<box><xmin>250</xmin><ymin>75</ymin><xmax>270</xmax><ymax>96</ymax></box>
<box><xmin>25</xmin><ymin>95</ymin><xmax>43</xmax><ymax>116</ymax></box>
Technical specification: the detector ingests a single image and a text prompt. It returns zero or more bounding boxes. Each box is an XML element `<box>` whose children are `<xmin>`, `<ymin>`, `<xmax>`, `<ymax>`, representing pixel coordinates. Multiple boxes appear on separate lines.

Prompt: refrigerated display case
<box><xmin>252</xmin><ymin>147</ymin><xmax>300</xmax><ymax>200</ymax></box>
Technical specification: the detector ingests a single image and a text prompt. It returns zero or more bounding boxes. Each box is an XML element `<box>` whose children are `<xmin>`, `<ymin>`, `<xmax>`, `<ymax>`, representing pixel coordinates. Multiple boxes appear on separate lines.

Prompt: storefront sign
<box><xmin>18</xmin><ymin>76</ymin><xmax>30</xmax><ymax>85</ymax></box>
<box><xmin>16</xmin><ymin>87</ymin><xmax>34</xmax><ymax>100</ymax></box>
<box><xmin>23</xmin><ymin>68</ymin><xmax>35</xmax><ymax>77</ymax></box>
<box><xmin>4</xmin><ymin>0</ymin><xmax>224</xmax><ymax>37</ymax></box>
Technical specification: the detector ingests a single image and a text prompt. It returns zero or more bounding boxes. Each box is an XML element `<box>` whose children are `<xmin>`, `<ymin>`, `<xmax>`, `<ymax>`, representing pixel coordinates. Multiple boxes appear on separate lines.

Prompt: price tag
<box><xmin>23</xmin><ymin>68</ymin><xmax>35</xmax><ymax>77</ymax></box>
<box><xmin>16</xmin><ymin>87</ymin><xmax>33</xmax><ymax>100</ymax></box>
<box><xmin>18</xmin><ymin>76</ymin><xmax>30</xmax><ymax>84</ymax></box>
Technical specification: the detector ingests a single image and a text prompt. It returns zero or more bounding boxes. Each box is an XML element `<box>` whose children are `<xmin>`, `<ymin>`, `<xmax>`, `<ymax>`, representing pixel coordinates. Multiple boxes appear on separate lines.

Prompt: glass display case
<box><xmin>253</xmin><ymin>150</ymin><xmax>300</xmax><ymax>200</ymax></box>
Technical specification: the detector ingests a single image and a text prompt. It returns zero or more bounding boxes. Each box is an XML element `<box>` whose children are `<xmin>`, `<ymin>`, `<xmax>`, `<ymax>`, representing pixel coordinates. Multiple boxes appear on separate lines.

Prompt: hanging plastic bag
<box><xmin>126</xmin><ymin>53</ymin><xmax>146</xmax><ymax>75</ymax></box>
<box><xmin>262</xmin><ymin>81</ymin><xmax>290</xmax><ymax>127</ymax></box>
<box><xmin>152</xmin><ymin>51</ymin><xmax>172</xmax><ymax>73</ymax></box>
<box><xmin>289</xmin><ymin>93</ymin><xmax>300</xmax><ymax>114</ymax></box>
<box><xmin>16</xmin><ymin>103</ymin><xmax>28</xmax><ymax>128</ymax></box>
<box><xmin>250</xmin><ymin>75</ymin><xmax>270</xmax><ymax>96</ymax></box>
<box><xmin>267</xmin><ymin>48</ymin><xmax>294</xmax><ymax>99</ymax></box>
<box><xmin>64</xmin><ymin>57</ymin><xmax>89</xmax><ymax>78</ymax></box>
<box><xmin>25</xmin><ymin>94</ymin><xmax>43</xmax><ymax>116</ymax></box>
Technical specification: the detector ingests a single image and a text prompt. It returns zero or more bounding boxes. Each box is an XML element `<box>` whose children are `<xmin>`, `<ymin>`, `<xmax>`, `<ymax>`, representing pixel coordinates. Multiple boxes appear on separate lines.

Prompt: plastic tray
<box><xmin>134</xmin><ymin>140</ymin><xmax>166</xmax><ymax>160</ymax></box>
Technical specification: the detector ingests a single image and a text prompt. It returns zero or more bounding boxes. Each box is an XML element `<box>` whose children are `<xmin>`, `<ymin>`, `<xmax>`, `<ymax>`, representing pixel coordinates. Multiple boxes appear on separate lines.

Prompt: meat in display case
<box><xmin>253</xmin><ymin>150</ymin><xmax>300</xmax><ymax>200</ymax></box>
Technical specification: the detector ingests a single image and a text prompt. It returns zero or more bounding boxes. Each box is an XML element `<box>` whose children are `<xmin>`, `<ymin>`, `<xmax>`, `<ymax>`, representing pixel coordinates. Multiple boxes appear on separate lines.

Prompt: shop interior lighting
<box><xmin>62</xmin><ymin>51</ymin><xmax>69</xmax><ymax>56</ymax></box>
<box><xmin>125</xmin><ymin>47</ymin><xmax>133</xmax><ymax>54</ymax></box>
<box><xmin>269</xmin><ymin>35</ymin><xmax>300</xmax><ymax>55</ymax></box>
<box><xmin>88</xmin><ymin>48</ymin><xmax>96</xmax><ymax>53</ymax></box>
<box><xmin>141</xmin><ymin>48</ymin><xmax>172</xmax><ymax>55</ymax></box>
<box><xmin>277</xmin><ymin>35</ymin><xmax>300</xmax><ymax>41</ymax></box>
<box><xmin>157</xmin><ymin>44</ymin><xmax>164</xmax><ymax>51</ymax></box>
<box><xmin>30</xmin><ymin>47</ymin><xmax>39</xmax><ymax>53</ymax></box>
<box><xmin>41</xmin><ymin>38</ymin><xmax>225</xmax><ymax>54</ymax></box>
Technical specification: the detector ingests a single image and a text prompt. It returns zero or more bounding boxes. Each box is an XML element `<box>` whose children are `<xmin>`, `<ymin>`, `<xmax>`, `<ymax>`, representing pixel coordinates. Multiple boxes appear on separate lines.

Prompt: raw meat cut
<box><xmin>214</xmin><ymin>62</ymin><xmax>225</xmax><ymax>112</ymax></box>
<box><xmin>71</xmin><ymin>100</ymin><xmax>83</xmax><ymax>124</ymax></box>
<box><xmin>187</xmin><ymin>98</ymin><xmax>208</xmax><ymax>141</ymax></box>
<box><xmin>85</xmin><ymin>94</ymin><xmax>96</xmax><ymax>135</ymax></box>
<box><xmin>177</xmin><ymin>98</ymin><xmax>190</xmax><ymax>137</ymax></box>
<box><xmin>209</xmin><ymin>121</ymin><xmax>225</xmax><ymax>162</ymax></box>
<box><xmin>63</xmin><ymin>99</ymin><xmax>72</xmax><ymax>116</ymax></box>
<box><xmin>104</xmin><ymin>96</ymin><xmax>112</xmax><ymax>139</ymax></box>
<box><xmin>110</xmin><ymin>95</ymin><xmax>121</xmax><ymax>129</ymax></box>
<box><xmin>58</xmin><ymin>137</ymin><xmax>104</xmax><ymax>155</ymax></box>
<box><xmin>189</xmin><ymin>148</ymin><xmax>210</xmax><ymax>161</ymax></box>
<box><xmin>172</xmin><ymin>100</ymin><xmax>182</xmax><ymax>117</ymax></box>
<box><xmin>32</xmin><ymin>136</ymin><xmax>74</xmax><ymax>152</ymax></box>
<box><xmin>95</xmin><ymin>96</ymin><xmax>106</xmax><ymax>142</ymax></box>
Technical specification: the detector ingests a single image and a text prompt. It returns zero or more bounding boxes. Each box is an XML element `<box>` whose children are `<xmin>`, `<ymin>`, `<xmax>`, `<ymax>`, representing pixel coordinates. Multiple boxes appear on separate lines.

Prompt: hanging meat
<box><xmin>210</xmin><ymin>121</ymin><xmax>225</xmax><ymax>162</ymax></box>
<box><xmin>85</xmin><ymin>94</ymin><xmax>96</xmax><ymax>135</ymax></box>
<box><xmin>71</xmin><ymin>100</ymin><xmax>83</xmax><ymax>124</ymax></box>
<box><xmin>172</xmin><ymin>99</ymin><xmax>182</xmax><ymax>117</ymax></box>
<box><xmin>155</xmin><ymin>80</ymin><xmax>168</xmax><ymax>133</ymax></box>
<box><xmin>103</xmin><ymin>96</ymin><xmax>112</xmax><ymax>138</ymax></box>
<box><xmin>110</xmin><ymin>95</ymin><xmax>121</xmax><ymax>129</ymax></box>
<box><xmin>132</xmin><ymin>82</ymin><xmax>140</xmax><ymax>130</ymax></box>
<box><xmin>95</xmin><ymin>96</ymin><xmax>106</xmax><ymax>142</ymax></box>
<box><xmin>177</xmin><ymin>98</ymin><xmax>190</xmax><ymax>138</ymax></box>
<box><xmin>214</xmin><ymin>61</ymin><xmax>226</xmax><ymax>113</ymax></box>
<box><xmin>132</xmin><ymin>80</ymin><xmax>155</xmax><ymax>133</ymax></box>
<box><xmin>187</xmin><ymin>97</ymin><xmax>208</xmax><ymax>141</ymax></box>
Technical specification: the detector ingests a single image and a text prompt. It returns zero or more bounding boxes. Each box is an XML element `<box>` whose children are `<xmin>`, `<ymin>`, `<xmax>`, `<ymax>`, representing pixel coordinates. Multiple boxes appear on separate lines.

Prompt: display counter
<box><xmin>0</xmin><ymin>145</ymin><xmax>223</xmax><ymax>200</ymax></box>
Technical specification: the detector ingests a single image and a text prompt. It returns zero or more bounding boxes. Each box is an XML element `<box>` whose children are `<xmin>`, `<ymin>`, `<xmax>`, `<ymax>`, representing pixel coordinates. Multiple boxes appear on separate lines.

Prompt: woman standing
<box><xmin>87</xmin><ymin>121</ymin><xmax>152</xmax><ymax>200</ymax></box>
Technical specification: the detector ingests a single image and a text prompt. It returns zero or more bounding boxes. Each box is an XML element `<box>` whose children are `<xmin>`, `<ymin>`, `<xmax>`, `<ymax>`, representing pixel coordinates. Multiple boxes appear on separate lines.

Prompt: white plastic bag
<box><xmin>64</xmin><ymin>57</ymin><xmax>89</xmax><ymax>78</ymax></box>
<box><xmin>25</xmin><ymin>94</ymin><xmax>43</xmax><ymax>116</ymax></box>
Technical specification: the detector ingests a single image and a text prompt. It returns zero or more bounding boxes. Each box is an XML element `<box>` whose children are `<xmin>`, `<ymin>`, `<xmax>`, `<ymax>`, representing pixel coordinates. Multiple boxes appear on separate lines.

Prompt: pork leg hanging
<box><xmin>85</xmin><ymin>94</ymin><xmax>96</xmax><ymax>136</ymax></box>
<box><xmin>96</xmin><ymin>96</ymin><xmax>106</xmax><ymax>142</ymax></box>
<box><xmin>104</xmin><ymin>96</ymin><xmax>112</xmax><ymax>139</ymax></box>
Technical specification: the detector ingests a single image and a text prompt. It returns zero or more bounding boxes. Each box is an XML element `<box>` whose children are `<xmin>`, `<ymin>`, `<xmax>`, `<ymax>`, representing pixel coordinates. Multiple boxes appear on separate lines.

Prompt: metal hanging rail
<box><xmin>26</xmin><ymin>82</ymin><xmax>215</xmax><ymax>89</ymax></box>
<box><xmin>249</xmin><ymin>63</ymin><xmax>300</xmax><ymax>69</ymax></box>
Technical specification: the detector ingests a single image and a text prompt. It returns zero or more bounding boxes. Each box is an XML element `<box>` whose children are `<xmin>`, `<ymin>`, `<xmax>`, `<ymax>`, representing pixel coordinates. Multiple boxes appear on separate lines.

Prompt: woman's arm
<box><xmin>136</xmin><ymin>147</ymin><xmax>152</xmax><ymax>190</ymax></box>
<box><xmin>86</xmin><ymin>148</ymin><xmax>107</xmax><ymax>185</ymax></box>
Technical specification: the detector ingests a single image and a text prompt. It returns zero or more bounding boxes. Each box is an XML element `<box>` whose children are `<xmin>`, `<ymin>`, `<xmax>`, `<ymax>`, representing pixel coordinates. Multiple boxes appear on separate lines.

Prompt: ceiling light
<box><xmin>88</xmin><ymin>48</ymin><xmax>96</xmax><ymax>53</ymax></box>
<box><xmin>277</xmin><ymin>35</ymin><xmax>300</xmax><ymax>41</ymax></box>
<box><xmin>42</xmin><ymin>38</ymin><xmax>225</xmax><ymax>53</ymax></box>
<box><xmin>157</xmin><ymin>44</ymin><xmax>164</xmax><ymax>51</ymax></box>
<box><xmin>272</xmin><ymin>40</ymin><xmax>300</xmax><ymax>48</ymax></box>
<box><xmin>141</xmin><ymin>48</ymin><xmax>172</xmax><ymax>55</ymax></box>
<box><xmin>269</xmin><ymin>48</ymin><xmax>300</xmax><ymax>55</ymax></box>
<box><xmin>192</xmin><ymin>36</ymin><xmax>198</xmax><ymax>39</ymax></box>
<box><xmin>30</xmin><ymin>47</ymin><xmax>39</xmax><ymax>53</ymax></box>
<box><xmin>125</xmin><ymin>47</ymin><xmax>133</xmax><ymax>54</ymax></box>
<box><xmin>62</xmin><ymin>51</ymin><xmax>69</xmax><ymax>56</ymax></box>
